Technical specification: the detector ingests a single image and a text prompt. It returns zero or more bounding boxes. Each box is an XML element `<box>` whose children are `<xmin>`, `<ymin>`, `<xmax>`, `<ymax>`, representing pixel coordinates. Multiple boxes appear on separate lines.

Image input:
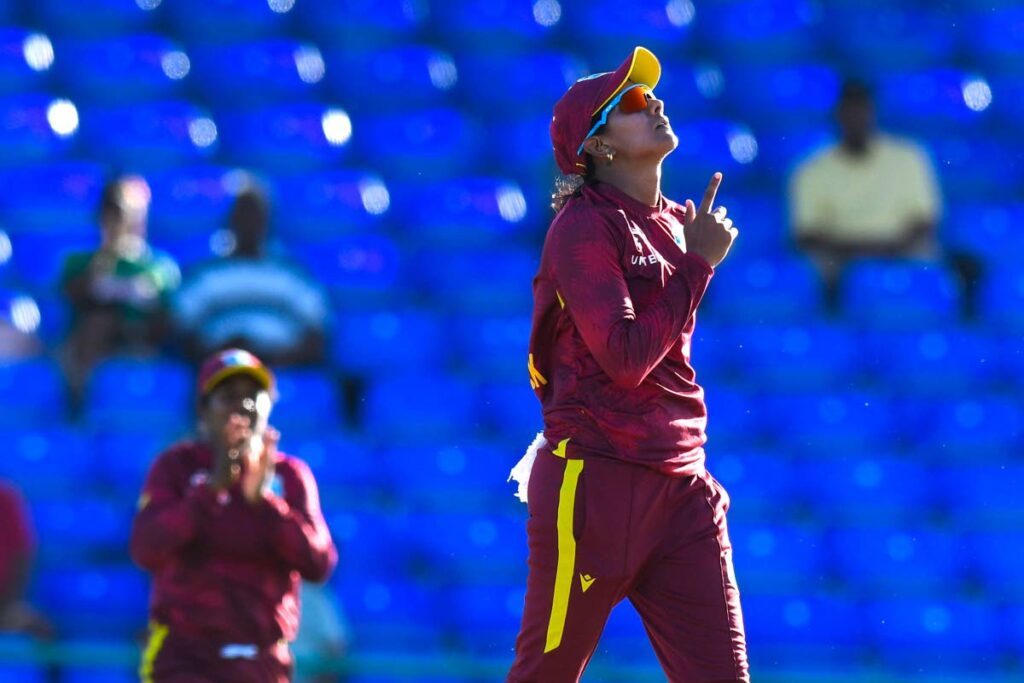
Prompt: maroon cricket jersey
<box><xmin>528</xmin><ymin>181</ymin><xmax>714</xmax><ymax>475</ymax></box>
<box><xmin>130</xmin><ymin>440</ymin><xmax>337</xmax><ymax>647</ymax></box>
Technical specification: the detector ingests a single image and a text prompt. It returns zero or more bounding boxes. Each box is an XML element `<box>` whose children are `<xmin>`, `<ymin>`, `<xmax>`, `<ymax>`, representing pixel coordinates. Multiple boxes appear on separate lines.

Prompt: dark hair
<box><xmin>838</xmin><ymin>79</ymin><xmax>874</xmax><ymax>107</ymax></box>
<box><xmin>550</xmin><ymin>157</ymin><xmax>595</xmax><ymax>212</ymax></box>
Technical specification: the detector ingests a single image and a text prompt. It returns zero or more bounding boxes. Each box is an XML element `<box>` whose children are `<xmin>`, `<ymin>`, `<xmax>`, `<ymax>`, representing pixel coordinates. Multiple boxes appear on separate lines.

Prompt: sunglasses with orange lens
<box><xmin>577</xmin><ymin>84</ymin><xmax>654</xmax><ymax>154</ymax></box>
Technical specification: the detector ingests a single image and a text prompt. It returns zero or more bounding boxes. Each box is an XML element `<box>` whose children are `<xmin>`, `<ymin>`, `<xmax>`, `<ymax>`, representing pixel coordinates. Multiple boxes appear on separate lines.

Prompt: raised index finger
<box><xmin>698</xmin><ymin>172</ymin><xmax>723</xmax><ymax>214</ymax></box>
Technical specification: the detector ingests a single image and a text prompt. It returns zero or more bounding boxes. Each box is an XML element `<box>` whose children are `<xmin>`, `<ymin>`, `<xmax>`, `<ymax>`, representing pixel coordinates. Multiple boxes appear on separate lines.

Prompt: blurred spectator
<box><xmin>789</xmin><ymin>80</ymin><xmax>980</xmax><ymax>317</ymax></box>
<box><xmin>60</xmin><ymin>176</ymin><xmax>180</xmax><ymax>397</ymax></box>
<box><xmin>0</xmin><ymin>291</ymin><xmax>43</xmax><ymax>360</ymax></box>
<box><xmin>294</xmin><ymin>580</ymin><xmax>351</xmax><ymax>683</ymax></box>
<box><xmin>173</xmin><ymin>180</ymin><xmax>328</xmax><ymax>365</ymax></box>
<box><xmin>0</xmin><ymin>480</ymin><xmax>52</xmax><ymax>639</ymax></box>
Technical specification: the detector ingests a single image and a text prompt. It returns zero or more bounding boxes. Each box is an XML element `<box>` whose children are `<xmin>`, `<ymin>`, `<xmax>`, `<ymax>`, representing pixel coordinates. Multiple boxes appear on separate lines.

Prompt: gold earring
<box><xmin>606</xmin><ymin>151</ymin><xmax>615</xmax><ymax>163</ymax></box>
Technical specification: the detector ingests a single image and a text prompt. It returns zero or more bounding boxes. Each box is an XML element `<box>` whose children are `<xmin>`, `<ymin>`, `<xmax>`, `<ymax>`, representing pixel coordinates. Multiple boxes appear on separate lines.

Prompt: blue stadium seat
<box><xmin>826</xmin><ymin>4</ymin><xmax>957</xmax><ymax>71</ymax></box>
<box><xmin>392</xmin><ymin>177</ymin><xmax>536</xmax><ymax>247</ymax></box>
<box><xmin>434</xmin><ymin>0</ymin><xmax>560</xmax><ymax>50</ymax></box>
<box><xmin>878</xmin><ymin>69</ymin><xmax>993</xmax><ymax>136</ymax></box>
<box><xmin>446</xmin><ymin>583</ymin><xmax>524</xmax><ymax>655</ymax></box>
<box><xmin>53</xmin><ymin>35</ymin><xmax>187</xmax><ymax>105</ymax></box>
<box><xmin>331</xmin><ymin>309</ymin><xmax>446</xmax><ymax>375</ymax></box>
<box><xmin>290</xmin><ymin>234</ymin><xmax>401</xmax><ymax>309</ymax></box>
<box><xmin>963</xmin><ymin>5</ymin><xmax>1024</xmax><ymax>73</ymax></box>
<box><xmin>9</xmin><ymin>231</ymin><xmax>95</xmax><ymax>291</ymax></box>
<box><xmin>189</xmin><ymin>40</ymin><xmax>324</xmax><ymax>107</ymax></box>
<box><xmin>489</xmin><ymin>113</ymin><xmax>554</xmax><ymax>184</ymax></box>
<box><xmin>272</xmin><ymin>170</ymin><xmax>391</xmax><ymax>240</ymax></box>
<box><xmin>355</xmin><ymin>108</ymin><xmax>480</xmax><ymax>181</ymax></box>
<box><xmin>0</xmin><ymin>427</ymin><xmax>89</xmax><ymax>497</ymax></box>
<box><xmin>861</xmin><ymin>328</ymin><xmax>1000</xmax><ymax>394</ymax></box>
<box><xmin>753</xmin><ymin>123</ymin><xmax>834</xmax><ymax>185</ymax></box>
<box><xmin>661</xmin><ymin>118</ymin><xmax>760</xmax><ymax>190</ymax></box>
<box><xmin>0</xmin><ymin>359</ymin><xmax>67</xmax><ymax>429</ymax></box>
<box><xmin>941</xmin><ymin>202</ymin><xmax>1024</xmax><ymax>268</ymax></box>
<box><xmin>414</xmin><ymin>512</ymin><xmax>526</xmax><ymax>583</ymax></box>
<box><xmin>709</xmin><ymin>449</ymin><xmax>801</xmax><ymax>519</ymax></box>
<box><xmin>217</xmin><ymin>104</ymin><xmax>352</xmax><ymax>172</ymax></box>
<box><xmin>830</xmin><ymin>527</ymin><xmax>962</xmax><ymax>595</ymax></box>
<box><xmin>282</xmin><ymin>431</ymin><xmax>385</xmax><ymax>496</ymax></box>
<box><xmin>967</xmin><ymin>531</ymin><xmax>1024</xmax><ymax>600</ymax></box>
<box><xmin>267</xmin><ymin>368</ymin><xmax>339</xmax><ymax>431</ymax></box>
<box><xmin>721</xmin><ymin>63</ymin><xmax>838</xmax><ymax>126</ymax></box>
<box><xmin>730</xmin><ymin>323</ymin><xmax>859</xmax><ymax>390</ymax></box>
<box><xmin>800</xmin><ymin>455</ymin><xmax>937</xmax><ymax>524</ymax></box>
<box><xmin>85</xmin><ymin>357</ymin><xmax>192</xmax><ymax>431</ymax></box>
<box><xmin>411</xmin><ymin>246</ymin><xmax>535</xmax><ymax>315</ymax></box>
<box><xmin>0</xmin><ymin>161</ymin><xmax>105</xmax><ymax>231</ymax></box>
<box><xmin>455</xmin><ymin>50</ymin><xmax>588</xmax><ymax>116</ymax></box>
<box><xmin>149</xmin><ymin>232</ymin><xmax>216</xmax><ymax>272</ymax></box>
<box><xmin>938</xmin><ymin>463</ymin><xmax>1024</xmax><ymax>525</ymax></box>
<box><xmin>324</xmin><ymin>46</ymin><xmax>455</xmax><ymax>113</ymax></box>
<box><xmin>0</xmin><ymin>654</ymin><xmax>45</xmax><ymax>683</ymax></box>
<box><xmin>688</xmin><ymin>321</ymin><xmax>743</xmax><ymax>385</ymax></box>
<box><xmin>34</xmin><ymin>0</ymin><xmax>158</xmax><ymax>37</ymax></box>
<box><xmin>476</xmin><ymin>379</ymin><xmax>541</xmax><ymax>441</ymax></box>
<box><xmin>60</xmin><ymin>668</ymin><xmax>138</xmax><ymax>683</ymax></box>
<box><xmin>382</xmin><ymin>440</ymin><xmax>518</xmax><ymax>507</ymax></box>
<box><xmin>363</xmin><ymin>373</ymin><xmax>477</xmax><ymax>442</ymax></box>
<box><xmin>146</xmin><ymin>165</ymin><xmax>236</xmax><ymax>239</ymax></box>
<box><xmin>93</xmin><ymin>428</ymin><xmax>182</xmax><ymax>498</ymax></box>
<box><xmin>0</xmin><ymin>93</ymin><xmax>77</xmax><ymax>166</ymax></box>
<box><xmin>32</xmin><ymin>565</ymin><xmax>149</xmax><ymax>638</ymax></box>
<box><xmin>326</xmin><ymin>510</ymin><xmax>414</xmax><ymax>579</ymax></box>
<box><xmin>697</xmin><ymin>0</ymin><xmax>822</xmax><ymax>62</ymax></box>
<box><xmin>166</xmin><ymin>0</ymin><xmax>294</xmax><ymax>41</ymax></box>
<box><xmin>866</xmin><ymin>598</ymin><xmax>999</xmax><ymax>668</ymax></box>
<box><xmin>30</xmin><ymin>496</ymin><xmax>132</xmax><ymax>563</ymax></box>
<box><xmin>713</xmin><ymin>192</ymin><xmax>792</xmax><ymax>258</ymax></box>
<box><xmin>741</xmin><ymin>594</ymin><xmax>864</xmax><ymax>665</ymax></box>
<box><xmin>730</xmin><ymin>522</ymin><xmax>826</xmax><ymax>594</ymax></box>
<box><xmin>655</xmin><ymin>58</ymin><xmax>725</xmax><ymax>120</ymax></box>
<box><xmin>700</xmin><ymin>255</ymin><xmax>823</xmax><ymax>324</ymax></box>
<box><xmin>295</xmin><ymin>0</ymin><xmax>428</xmax><ymax>49</ymax></box>
<box><xmin>763</xmin><ymin>391</ymin><xmax>893</xmax><ymax>453</ymax></box>
<box><xmin>335</xmin><ymin>577</ymin><xmax>444</xmax><ymax>652</ymax></box>
<box><xmin>981</xmin><ymin>265</ymin><xmax>1024</xmax><ymax>331</ymax></box>
<box><xmin>569</xmin><ymin>0</ymin><xmax>696</xmax><ymax>64</ymax></box>
<box><xmin>842</xmin><ymin>259</ymin><xmax>959</xmax><ymax>329</ymax></box>
<box><xmin>927</xmin><ymin>134</ymin><xmax>1022</xmax><ymax>201</ymax></box>
<box><xmin>988</xmin><ymin>72</ymin><xmax>1024</xmax><ymax>130</ymax></box>
<box><xmin>702</xmin><ymin>384</ymin><xmax>773</xmax><ymax>450</ymax></box>
<box><xmin>78</xmin><ymin>101</ymin><xmax>217</xmax><ymax>171</ymax></box>
<box><xmin>0</xmin><ymin>29</ymin><xmax>54</xmax><ymax>96</ymax></box>
<box><xmin>449</xmin><ymin>313</ymin><xmax>530</xmax><ymax>381</ymax></box>
<box><xmin>905</xmin><ymin>396</ymin><xmax>1023</xmax><ymax>457</ymax></box>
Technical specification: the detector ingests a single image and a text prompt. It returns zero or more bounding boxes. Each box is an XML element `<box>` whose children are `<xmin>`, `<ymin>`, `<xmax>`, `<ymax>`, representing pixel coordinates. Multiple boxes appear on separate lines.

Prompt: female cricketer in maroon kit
<box><xmin>507</xmin><ymin>47</ymin><xmax>749</xmax><ymax>682</ymax></box>
<box><xmin>130</xmin><ymin>348</ymin><xmax>337</xmax><ymax>682</ymax></box>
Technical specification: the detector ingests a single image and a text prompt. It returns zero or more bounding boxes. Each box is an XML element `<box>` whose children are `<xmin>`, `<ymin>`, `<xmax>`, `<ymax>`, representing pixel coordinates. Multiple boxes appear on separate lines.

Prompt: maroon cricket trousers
<box><xmin>508</xmin><ymin>444</ymin><xmax>749</xmax><ymax>682</ymax></box>
<box><xmin>140</xmin><ymin>624</ymin><xmax>293</xmax><ymax>683</ymax></box>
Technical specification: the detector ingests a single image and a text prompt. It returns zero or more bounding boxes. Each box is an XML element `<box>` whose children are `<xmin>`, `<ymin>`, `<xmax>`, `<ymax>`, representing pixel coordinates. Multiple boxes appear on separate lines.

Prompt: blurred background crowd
<box><xmin>0</xmin><ymin>0</ymin><xmax>1022</xmax><ymax>681</ymax></box>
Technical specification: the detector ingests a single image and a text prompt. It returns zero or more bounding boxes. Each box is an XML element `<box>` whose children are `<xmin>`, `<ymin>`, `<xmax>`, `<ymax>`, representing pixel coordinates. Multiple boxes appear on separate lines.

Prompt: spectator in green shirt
<box><xmin>61</xmin><ymin>175</ymin><xmax>180</xmax><ymax>400</ymax></box>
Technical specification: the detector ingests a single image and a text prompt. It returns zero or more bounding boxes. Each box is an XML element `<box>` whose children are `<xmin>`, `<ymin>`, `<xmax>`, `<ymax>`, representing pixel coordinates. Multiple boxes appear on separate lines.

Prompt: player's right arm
<box><xmin>550</xmin><ymin>204</ymin><xmax>713</xmax><ymax>390</ymax></box>
<box><xmin>129</xmin><ymin>448</ymin><xmax>214</xmax><ymax>572</ymax></box>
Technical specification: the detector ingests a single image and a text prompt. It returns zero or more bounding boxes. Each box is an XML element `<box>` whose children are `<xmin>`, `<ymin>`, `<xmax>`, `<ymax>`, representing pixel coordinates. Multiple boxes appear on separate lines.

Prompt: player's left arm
<box><xmin>258</xmin><ymin>457</ymin><xmax>337</xmax><ymax>583</ymax></box>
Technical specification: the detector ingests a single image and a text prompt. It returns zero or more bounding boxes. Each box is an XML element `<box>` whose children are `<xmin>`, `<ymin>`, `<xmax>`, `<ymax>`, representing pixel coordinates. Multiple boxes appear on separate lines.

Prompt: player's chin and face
<box><xmin>201</xmin><ymin>376</ymin><xmax>273</xmax><ymax>441</ymax></box>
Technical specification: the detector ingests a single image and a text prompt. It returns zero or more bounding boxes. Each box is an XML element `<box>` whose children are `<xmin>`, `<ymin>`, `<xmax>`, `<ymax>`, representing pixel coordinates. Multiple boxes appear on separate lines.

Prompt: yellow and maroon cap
<box><xmin>197</xmin><ymin>348</ymin><xmax>275</xmax><ymax>398</ymax></box>
<box><xmin>550</xmin><ymin>46</ymin><xmax>661</xmax><ymax>176</ymax></box>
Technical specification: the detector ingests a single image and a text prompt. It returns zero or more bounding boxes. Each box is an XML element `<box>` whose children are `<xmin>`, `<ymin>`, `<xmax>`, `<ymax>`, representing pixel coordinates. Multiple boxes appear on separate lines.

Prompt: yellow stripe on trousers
<box><xmin>544</xmin><ymin>457</ymin><xmax>584</xmax><ymax>653</ymax></box>
<box><xmin>139</xmin><ymin>620</ymin><xmax>169</xmax><ymax>683</ymax></box>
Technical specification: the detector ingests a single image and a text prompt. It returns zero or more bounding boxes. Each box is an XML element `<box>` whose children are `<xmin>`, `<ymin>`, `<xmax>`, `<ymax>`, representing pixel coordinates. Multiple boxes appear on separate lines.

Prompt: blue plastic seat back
<box><xmin>324</xmin><ymin>46</ymin><xmax>455</xmax><ymax>113</ymax></box>
<box><xmin>146</xmin><ymin>166</ymin><xmax>236</xmax><ymax>240</ymax></box>
<box><xmin>661</xmin><ymin>118</ymin><xmax>760</xmax><ymax>190</ymax></box>
<box><xmin>941</xmin><ymin>201</ymin><xmax>1024</xmax><ymax>268</ymax></box>
<box><xmin>331</xmin><ymin>309</ymin><xmax>446</xmax><ymax>375</ymax></box>
<box><xmin>742</xmin><ymin>594</ymin><xmax>864</xmax><ymax>650</ymax></box>
<box><xmin>0</xmin><ymin>93</ymin><xmax>77</xmax><ymax>167</ymax></box>
<box><xmin>927</xmin><ymin>134</ymin><xmax>1022</xmax><ymax>201</ymax></box>
<box><xmin>455</xmin><ymin>50</ymin><xmax>588</xmax><ymax>116</ymax></box>
<box><xmin>30</xmin><ymin>496</ymin><xmax>132</xmax><ymax>564</ymax></box>
<box><xmin>827</xmin><ymin>4</ymin><xmax>957</xmax><ymax>71</ymax></box>
<box><xmin>54</xmin><ymin>35</ymin><xmax>187</xmax><ymax>105</ymax></box>
<box><xmin>355</xmin><ymin>108</ymin><xmax>480</xmax><ymax>181</ymax></box>
<box><xmin>273</xmin><ymin>170</ymin><xmax>391</xmax><ymax>240</ymax></box>
<box><xmin>217</xmin><ymin>104</ymin><xmax>353</xmax><ymax>172</ymax></box>
<box><xmin>865</xmin><ymin>598</ymin><xmax>999</xmax><ymax>663</ymax></box>
<box><xmin>445</xmin><ymin>583</ymin><xmax>525</xmax><ymax>653</ymax></box>
<box><xmin>730</xmin><ymin>323</ymin><xmax>859</xmax><ymax>390</ymax></box>
<box><xmin>842</xmin><ymin>259</ymin><xmax>960</xmax><ymax>329</ymax></box>
<box><xmin>721</xmin><ymin>63</ymin><xmax>838</xmax><ymax>126</ymax></box>
<box><xmin>0</xmin><ymin>427</ymin><xmax>89</xmax><ymax>496</ymax></box>
<box><xmin>411</xmin><ymin>246</ymin><xmax>535</xmax><ymax>315</ymax></box>
<box><xmin>730</xmin><ymin>522</ymin><xmax>825</xmax><ymax>593</ymax></box>
<box><xmin>85</xmin><ymin>356</ymin><xmax>192</xmax><ymax>430</ymax></box>
<box><xmin>267</xmin><ymin>368</ymin><xmax>339</xmax><ymax>431</ymax></box>
<box><xmin>0</xmin><ymin>358</ymin><xmax>66</xmax><ymax>427</ymax></box>
<box><xmin>700</xmin><ymin>255</ymin><xmax>822</xmax><ymax>324</ymax></box>
<box><xmin>710</xmin><ymin>449</ymin><xmax>800</xmax><ymax>519</ymax></box>
<box><xmin>290</xmin><ymin>234</ymin><xmax>401</xmax><ymax>309</ymax></box>
<box><xmin>489</xmin><ymin>113</ymin><xmax>555</xmax><ymax>184</ymax></box>
<box><xmin>655</xmin><ymin>58</ymin><xmax>725</xmax><ymax>121</ymax></box>
<box><xmin>383</xmin><ymin>440</ymin><xmax>516</xmax><ymax>503</ymax></box>
<box><xmin>878</xmin><ymin>69</ymin><xmax>994</xmax><ymax>136</ymax></box>
<box><xmin>79</xmin><ymin>101</ymin><xmax>216</xmax><ymax>171</ymax></box>
<box><xmin>327</xmin><ymin>510</ymin><xmax>413</xmax><ymax>579</ymax></box>
<box><xmin>189</xmin><ymin>40</ymin><xmax>324</xmax><ymax>107</ymax></box>
<box><xmin>830</xmin><ymin>527</ymin><xmax>961</xmax><ymax>594</ymax></box>
<box><xmin>34</xmin><ymin>0</ymin><xmax>159</xmax><ymax>37</ymax></box>
<box><xmin>295</xmin><ymin>0</ymin><xmax>429</xmax><ymax>49</ymax></box>
<box><xmin>981</xmin><ymin>265</ymin><xmax>1024</xmax><ymax>331</ymax></box>
<box><xmin>697</xmin><ymin>0</ymin><xmax>822</xmax><ymax>62</ymax></box>
<box><xmin>937</xmin><ymin>463</ymin><xmax>1024</xmax><ymax>526</ymax></box>
<box><xmin>570</xmin><ymin>0</ymin><xmax>697</xmax><ymax>61</ymax></box>
<box><xmin>449</xmin><ymin>313</ymin><xmax>530</xmax><ymax>382</ymax></box>
<box><xmin>0</xmin><ymin>161</ymin><xmax>105</xmax><ymax>230</ymax></box>
<box><xmin>702</xmin><ymin>384</ymin><xmax>773</xmax><ymax>450</ymax></box>
<box><xmin>364</xmin><ymin>373</ymin><xmax>477</xmax><ymax>442</ymax></box>
<box><xmin>963</xmin><ymin>5</ymin><xmax>1024</xmax><ymax>72</ymax></box>
<box><xmin>476</xmin><ymin>379</ymin><xmax>541</xmax><ymax>441</ymax></box>
<box><xmin>166</xmin><ymin>0</ymin><xmax>294</xmax><ymax>41</ymax></box>
<box><xmin>94</xmin><ymin>429</ymin><xmax>182</xmax><ymax>498</ymax></box>
<box><xmin>32</xmin><ymin>565</ymin><xmax>149</xmax><ymax>638</ymax></box>
<box><xmin>283</xmin><ymin>431</ymin><xmax>385</xmax><ymax>493</ymax></box>
<box><xmin>0</xmin><ymin>29</ymin><xmax>55</xmax><ymax>96</ymax></box>
<box><xmin>861</xmin><ymin>328</ymin><xmax>1000</xmax><ymax>393</ymax></box>
<box><xmin>434</xmin><ymin>0</ymin><xmax>559</xmax><ymax>49</ymax></box>
<box><xmin>764</xmin><ymin>391</ymin><xmax>894</xmax><ymax>453</ymax></box>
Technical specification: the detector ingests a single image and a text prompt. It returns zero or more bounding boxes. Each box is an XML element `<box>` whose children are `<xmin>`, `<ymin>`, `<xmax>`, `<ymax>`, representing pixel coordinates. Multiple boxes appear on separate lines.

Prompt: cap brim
<box><xmin>202</xmin><ymin>365</ymin><xmax>274</xmax><ymax>397</ymax></box>
<box><xmin>591</xmin><ymin>46</ymin><xmax>662</xmax><ymax>117</ymax></box>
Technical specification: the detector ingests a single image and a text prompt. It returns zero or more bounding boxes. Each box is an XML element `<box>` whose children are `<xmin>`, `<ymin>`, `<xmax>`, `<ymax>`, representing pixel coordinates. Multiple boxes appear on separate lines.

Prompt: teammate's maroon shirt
<box><xmin>529</xmin><ymin>181</ymin><xmax>714</xmax><ymax>475</ymax></box>
<box><xmin>130</xmin><ymin>440</ymin><xmax>337</xmax><ymax>647</ymax></box>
